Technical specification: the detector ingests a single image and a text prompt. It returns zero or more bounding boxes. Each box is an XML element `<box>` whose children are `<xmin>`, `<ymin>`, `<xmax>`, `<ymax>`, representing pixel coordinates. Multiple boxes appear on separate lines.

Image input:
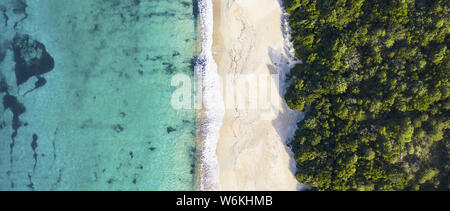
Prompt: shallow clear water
<box><xmin>0</xmin><ymin>0</ymin><xmax>198</xmax><ymax>190</ymax></box>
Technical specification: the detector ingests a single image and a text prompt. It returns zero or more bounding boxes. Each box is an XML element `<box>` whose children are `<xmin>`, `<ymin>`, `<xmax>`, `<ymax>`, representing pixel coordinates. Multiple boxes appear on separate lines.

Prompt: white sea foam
<box><xmin>196</xmin><ymin>0</ymin><xmax>224</xmax><ymax>191</ymax></box>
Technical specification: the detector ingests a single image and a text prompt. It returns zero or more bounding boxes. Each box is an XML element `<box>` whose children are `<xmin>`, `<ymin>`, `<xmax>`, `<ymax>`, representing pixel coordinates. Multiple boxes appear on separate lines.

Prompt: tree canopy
<box><xmin>284</xmin><ymin>0</ymin><xmax>449</xmax><ymax>190</ymax></box>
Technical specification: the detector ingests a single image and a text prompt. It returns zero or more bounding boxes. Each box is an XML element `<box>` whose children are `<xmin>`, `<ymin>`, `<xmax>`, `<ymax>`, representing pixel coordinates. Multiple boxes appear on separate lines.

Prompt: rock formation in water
<box><xmin>12</xmin><ymin>33</ymin><xmax>54</xmax><ymax>85</ymax></box>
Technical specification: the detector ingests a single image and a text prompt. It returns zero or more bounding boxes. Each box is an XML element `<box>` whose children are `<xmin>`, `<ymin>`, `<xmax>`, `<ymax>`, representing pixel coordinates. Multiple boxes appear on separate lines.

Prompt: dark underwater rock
<box><xmin>31</xmin><ymin>134</ymin><xmax>38</xmax><ymax>150</ymax></box>
<box><xmin>0</xmin><ymin>41</ymin><xmax>6</xmax><ymax>62</ymax></box>
<box><xmin>3</xmin><ymin>94</ymin><xmax>25</xmax><ymax>116</ymax></box>
<box><xmin>0</xmin><ymin>74</ymin><xmax>8</xmax><ymax>93</ymax></box>
<box><xmin>12</xmin><ymin>33</ymin><xmax>54</xmax><ymax>85</ymax></box>
<box><xmin>34</xmin><ymin>76</ymin><xmax>46</xmax><ymax>88</ymax></box>
<box><xmin>23</xmin><ymin>76</ymin><xmax>47</xmax><ymax>96</ymax></box>
<box><xmin>12</xmin><ymin>0</ymin><xmax>27</xmax><ymax>14</ymax></box>
<box><xmin>112</xmin><ymin>124</ymin><xmax>124</xmax><ymax>133</ymax></box>
<box><xmin>2</xmin><ymin>94</ymin><xmax>25</xmax><ymax>130</ymax></box>
<box><xmin>167</xmin><ymin>126</ymin><xmax>176</xmax><ymax>133</ymax></box>
<box><xmin>191</xmin><ymin>0</ymin><xmax>198</xmax><ymax>18</ymax></box>
<box><xmin>0</xmin><ymin>6</ymin><xmax>8</xmax><ymax>27</ymax></box>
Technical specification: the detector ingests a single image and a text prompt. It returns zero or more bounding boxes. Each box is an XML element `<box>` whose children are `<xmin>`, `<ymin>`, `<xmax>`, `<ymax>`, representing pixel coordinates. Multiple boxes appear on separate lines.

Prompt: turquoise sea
<box><xmin>0</xmin><ymin>0</ymin><xmax>199</xmax><ymax>190</ymax></box>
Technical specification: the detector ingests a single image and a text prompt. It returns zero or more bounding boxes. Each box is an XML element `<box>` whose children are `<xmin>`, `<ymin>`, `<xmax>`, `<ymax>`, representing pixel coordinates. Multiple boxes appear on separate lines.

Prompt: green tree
<box><xmin>284</xmin><ymin>0</ymin><xmax>449</xmax><ymax>191</ymax></box>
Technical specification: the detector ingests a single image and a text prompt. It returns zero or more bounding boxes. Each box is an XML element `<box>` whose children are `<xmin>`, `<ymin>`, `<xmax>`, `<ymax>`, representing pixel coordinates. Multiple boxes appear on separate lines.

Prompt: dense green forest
<box><xmin>283</xmin><ymin>0</ymin><xmax>449</xmax><ymax>190</ymax></box>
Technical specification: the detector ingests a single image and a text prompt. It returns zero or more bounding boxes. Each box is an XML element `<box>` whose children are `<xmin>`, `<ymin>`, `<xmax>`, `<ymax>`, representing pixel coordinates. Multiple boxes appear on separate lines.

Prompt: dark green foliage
<box><xmin>284</xmin><ymin>0</ymin><xmax>449</xmax><ymax>190</ymax></box>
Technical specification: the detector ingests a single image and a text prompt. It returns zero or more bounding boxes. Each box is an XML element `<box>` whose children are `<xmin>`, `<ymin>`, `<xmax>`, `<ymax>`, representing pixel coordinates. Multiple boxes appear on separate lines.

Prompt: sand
<box><xmin>212</xmin><ymin>0</ymin><xmax>303</xmax><ymax>191</ymax></box>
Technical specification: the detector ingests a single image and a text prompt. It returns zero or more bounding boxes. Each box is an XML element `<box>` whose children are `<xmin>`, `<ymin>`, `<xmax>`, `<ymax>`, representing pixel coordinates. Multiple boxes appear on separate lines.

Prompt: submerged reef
<box><xmin>12</xmin><ymin>33</ymin><xmax>54</xmax><ymax>85</ymax></box>
<box><xmin>0</xmin><ymin>74</ymin><xmax>7</xmax><ymax>93</ymax></box>
<box><xmin>0</xmin><ymin>30</ymin><xmax>54</xmax><ymax>190</ymax></box>
<box><xmin>2</xmin><ymin>94</ymin><xmax>25</xmax><ymax>131</ymax></box>
<box><xmin>0</xmin><ymin>0</ymin><xmax>198</xmax><ymax>191</ymax></box>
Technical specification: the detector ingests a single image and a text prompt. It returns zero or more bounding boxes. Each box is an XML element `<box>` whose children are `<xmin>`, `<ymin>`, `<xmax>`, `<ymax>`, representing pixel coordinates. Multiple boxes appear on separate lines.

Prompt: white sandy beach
<box><xmin>212</xmin><ymin>0</ymin><xmax>303</xmax><ymax>190</ymax></box>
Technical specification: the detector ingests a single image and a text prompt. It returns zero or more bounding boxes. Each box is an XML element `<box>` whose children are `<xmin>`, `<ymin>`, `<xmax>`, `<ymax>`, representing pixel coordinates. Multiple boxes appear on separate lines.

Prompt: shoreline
<box><xmin>195</xmin><ymin>0</ymin><xmax>225</xmax><ymax>191</ymax></box>
<box><xmin>211</xmin><ymin>0</ymin><xmax>303</xmax><ymax>190</ymax></box>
